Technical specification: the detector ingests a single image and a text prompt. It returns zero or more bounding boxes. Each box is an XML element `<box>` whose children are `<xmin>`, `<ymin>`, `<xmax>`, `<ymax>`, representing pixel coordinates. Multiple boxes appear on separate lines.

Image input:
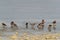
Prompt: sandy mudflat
<box><xmin>7</xmin><ymin>32</ymin><xmax>60</xmax><ymax>40</ymax></box>
<box><xmin>0</xmin><ymin>28</ymin><xmax>60</xmax><ymax>40</ymax></box>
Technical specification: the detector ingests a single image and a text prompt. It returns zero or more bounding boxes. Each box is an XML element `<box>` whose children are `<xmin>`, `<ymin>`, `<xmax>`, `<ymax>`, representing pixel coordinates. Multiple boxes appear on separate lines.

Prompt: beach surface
<box><xmin>0</xmin><ymin>27</ymin><xmax>60</xmax><ymax>40</ymax></box>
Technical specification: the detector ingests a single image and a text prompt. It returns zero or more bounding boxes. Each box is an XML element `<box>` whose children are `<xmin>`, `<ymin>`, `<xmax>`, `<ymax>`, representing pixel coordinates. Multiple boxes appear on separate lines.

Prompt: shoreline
<box><xmin>0</xmin><ymin>31</ymin><xmax>60</xmax><ymax>40</ymax></box>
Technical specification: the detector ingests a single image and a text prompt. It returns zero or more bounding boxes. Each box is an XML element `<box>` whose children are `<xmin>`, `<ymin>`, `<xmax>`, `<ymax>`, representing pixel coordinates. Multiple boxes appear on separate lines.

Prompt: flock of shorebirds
<box><xmin>25</xmin><ymin>19</ymin><xmax>56</xmax><ymax>32</ymax></box>
<box><xmin>0</xmin><ymin>19</ymin><xmax>56</xmax><ymax>32</ymax></box>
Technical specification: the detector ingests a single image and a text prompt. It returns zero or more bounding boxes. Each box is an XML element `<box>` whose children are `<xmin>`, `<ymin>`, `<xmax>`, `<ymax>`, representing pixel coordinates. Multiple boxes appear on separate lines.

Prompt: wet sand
<box><xmin>0</xmin><ymin>27</ymin><xmax>60</xmax><ymax>40</ymax></box>
<box><xmin>0</xmin><ymin>32</ymin><xmax>60</xmax><ymax>40</ymax></box>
